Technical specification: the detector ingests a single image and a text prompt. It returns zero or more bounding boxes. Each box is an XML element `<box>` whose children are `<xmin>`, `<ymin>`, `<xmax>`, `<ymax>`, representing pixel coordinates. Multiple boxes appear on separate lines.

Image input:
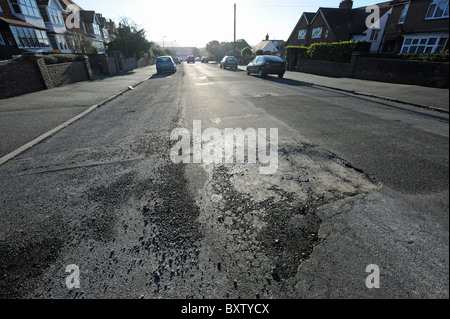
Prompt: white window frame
<box><xmin>9</xmin><ymin>0</ymin><xmax>41</xmax><ymax>18</ymax></box>
<box><xmin>9</xmin><ymin>25</ymin><xmax>50</xmax><ymax>48</ymax></box>
<box><xmin>55</xmin><ymin>34</ymin><xmax>68</xmax><ymax>50</ymax></box>
<box><xmin>298</xmin><ymin>29</ymin><xmax>307</xmax><ymax>40</ymax></box>
<box><xmin>425</xmin><ymin>0</ymin><xmax>449</xmax><ymax>19</ymax></box>
<box><xmin>370</xmin><ymin>29</ymin><xmax>381</xmax><ymax>41</ymax></box>
<box><xmin>48</xmin><ymin>7</ymin><xmax>64</xmax><ymax>26</ymax></box>
<box><xmin>398</xmin><ymin>3</ymin><xmax>409</xmax><ymax>24</ymax></box>
<box><xmin>401</xmin><ymin>35</ymin><xmax>448</xmax><ymax>54</ymax></box>
<box><xmin>311</xmin><ymin>27</ymin><xmax>323</xmax><ymax>39</ymax></box>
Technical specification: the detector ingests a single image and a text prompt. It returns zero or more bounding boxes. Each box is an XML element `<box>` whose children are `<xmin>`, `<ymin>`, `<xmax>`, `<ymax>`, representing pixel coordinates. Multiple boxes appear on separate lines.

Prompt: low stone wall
<box><xmin>46</xmin><ymin>60</ymin><xmax>91</xmax><ymax>87</ymax></box>
<box><xmin>0</xmin><ymin>52</ymin><xmax>93</xmax><ymax>100</ymax></box>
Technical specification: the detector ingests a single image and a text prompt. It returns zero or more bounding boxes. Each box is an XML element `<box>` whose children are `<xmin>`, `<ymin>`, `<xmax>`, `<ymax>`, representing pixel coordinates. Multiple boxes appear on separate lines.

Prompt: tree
<box><xmin>241</xmin><ymin>47</ymin><xmax>253</xmax><ymax>58</ymax></box>
<box><xmin>108</xmin><ymin>18</ymin><xmax>151</xmax><ymax>58</ymax></box>
<box><xmin>206</xmin><ymin>40</ymin><xmax>221</xmax><ymax>60</ymax></box>
<box><xmin>66</xmin><ymin>29</ymin><xmax>94</xmax><ymax>54</ymax></box>
<box><xmin>256</xmin><ymin>49</ymin><xmax>264</xmax><ymax>56</ymax></box>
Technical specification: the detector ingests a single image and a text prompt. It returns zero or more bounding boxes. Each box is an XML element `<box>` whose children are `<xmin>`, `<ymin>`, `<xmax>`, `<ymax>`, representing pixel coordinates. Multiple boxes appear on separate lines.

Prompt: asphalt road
<box><xmin>0</xmin><ymin>62</ymin><xmax>448</xmax><ymax>299</ymax></box>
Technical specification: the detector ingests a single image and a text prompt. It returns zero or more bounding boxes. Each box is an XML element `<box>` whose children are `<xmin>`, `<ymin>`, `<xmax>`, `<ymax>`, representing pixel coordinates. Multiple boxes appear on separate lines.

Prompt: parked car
<box><xmin>156</xmin><ymin>56</ymin><xmax>176</xmax><ymax>74</ymax></box>
<box><xmin>186</xmin><ymin>55</ymin><xmax>195</xmax><ymax>63</ymax></box>
<box><xmin>220</xmin><ymin>56</ymin><xmax>238</xmax><ymax>69</ymax></box>
<box><xmin>173</xmin><ymin>57</ymin><xmax>181</xmax><ymax>64</ymax></box>
<box><xmin>246</xmin><ymin>55</ymin><xmax>286</xmax><ymax>78</ymax></box>
<box><xmin>201</xmin><ymin>57</ymin><xmax>209</xmax><ymax>63</ymax></box>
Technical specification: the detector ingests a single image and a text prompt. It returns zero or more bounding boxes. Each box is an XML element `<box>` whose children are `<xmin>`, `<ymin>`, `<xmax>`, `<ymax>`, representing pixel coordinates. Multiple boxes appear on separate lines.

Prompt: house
<box><xmin>253</xmin><ymin>34</ymin><xmax>286</xmax><ymax>56</ymax></box>
<box><xmin>79</xmin><ymin>10</ymin><xmax>106</xmax><ymax>53</ymax></box>
<box><xmin>352</xmin><ymin>6</ymin><xmax>393</xmax><ymax>52</ymax></box>
<box><xmin>286</xmin><ymin>0</ymin><xmax>393</xmax><ymax>52</ymax></box>
<box><xmin>234</xmin><ymin>38</ymin><xmax>251</xmax><ymax>55</ymax></box>
<box><xmin>381</xmin><ymin>0</ymin><xmax>449</xmax><ymax>54</ymax></box>
<box><xmin>57</xmin><ymin>0</ymin><xmax>111</xmax><ymax>54</ymax></box>
<box><xmin>0</xmin><ymin>0</ymin><xmax>52</xmax><ymax>54</ymax></box>
<box><xmin>36</xmin><ymin>0</ymin><xmax>70</xmax><ymax>52</ymax></box>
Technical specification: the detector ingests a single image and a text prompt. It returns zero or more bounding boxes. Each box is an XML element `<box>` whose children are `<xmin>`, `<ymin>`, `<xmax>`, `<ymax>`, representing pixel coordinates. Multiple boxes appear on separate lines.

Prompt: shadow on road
<box><xmin>149</xmin><ymin>72</ymin><xmax>177</xmax><ymax>79</ymax></box>
<box><xmin>248</xmin><ymin>74</ymin><xmax>308</xmax><ymax>87</ymax></box>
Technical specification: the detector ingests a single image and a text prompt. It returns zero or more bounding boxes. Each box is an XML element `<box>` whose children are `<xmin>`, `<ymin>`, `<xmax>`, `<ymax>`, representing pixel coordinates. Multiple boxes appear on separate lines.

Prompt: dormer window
<box><xmin>9</xmin><ymin>0</ymin><xmax>41</xmax><ymax>18</ymax></box>
<box><xmin>298</xmin><ymin>29</ymin><xmax>307</xmax><ymax>40</ymax></box>
<box><xmin>312</xmin><ymin>27</ymin><xmax>323</xmax><ymax>39</ymax></box>
<box><xmin>426</xmin><ymin>0</ymin><xmax>449</xmax><ymax>19</ymax></box>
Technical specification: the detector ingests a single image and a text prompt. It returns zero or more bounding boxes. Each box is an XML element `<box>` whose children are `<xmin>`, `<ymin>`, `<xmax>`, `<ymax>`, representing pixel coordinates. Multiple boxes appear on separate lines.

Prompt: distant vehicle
<box><xmin>195</xmin><ymin>57</ymin><xmax>201</xmax><ymax>62</ymax></box>
<box><xmin>156</xmin><ymin>56</ymin><xmax>176</xmax><ymax>74</ymax></box>
<box><xmin>201</xmin><ymin>57</ymin><xmax>209</xmax><ymax>63</ymax></box>
<box><xmin>220</xmin><ymin>56</ymin><xmax>238</xmax><ymax>69</ymax></box>
<box><xmin>186</xmin><ymin>55</ymin><xmax>195</xmax><ymax>63</ymax></box>
<box><xmin>173</xmin><ymin>57</ymin><xmax>181</xmax><ymax>64</ymax></box>
<box><xmin>246</xmin><ymin>55</ymin><xmax>286</xmax><ymax>78</ymax></box>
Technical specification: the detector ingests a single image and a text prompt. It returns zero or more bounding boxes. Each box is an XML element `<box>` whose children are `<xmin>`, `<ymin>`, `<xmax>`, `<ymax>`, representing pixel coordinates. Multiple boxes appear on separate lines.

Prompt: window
<box><xmin>0</xmin><ymin>33</ymin><xmax>6</xmax><ymax>45</ymax></box>
<box><xmin>298</xmin><ymin>29</ymin><xmax>307</xmax><ymax>40</ymax></box>
<box><xmin>401</xmin><ymin>35</ymin><xmax>448</xmax><ymax>53</ymax></box>
<box><xmin>398</xmin><ymin>4</ymin><xmax>409</xmax><ymax>24</ymax></box>
<box><xmin>9</xmin><ymin>0</ymin><xmax>41</xmax><ymax>18</ymax></box>
<box><xmin>50</xmin><ymin>34</ymin><xmax>68</xmax><ymax>50</ymax></box>
<box><xmin>324</xmin><ymin>30</ymin><xmax>329</xmax><ymax>38</ymax></box>
<box><xmin>312</xmin><ymin>27</ymin><xmax>323</xmax><ymax>39</ymax></box>
<box><xmin>0</xmin><ymin>5</ymin><xmax>3</xmax><ymax>13</ymax></box>
<box><xmin>370</xmin><ymin>29</ymin><xmax>381</xmax><ymax>41</ymax></box>
<box><xmin>48</xmin><ymin>7</ymin><xmax>64</xmax><ymax>25</ymax></box>
<box><xmin>426</xmin><ymin>0</ymin><xmax>449</xmax><ymax>19</ymax></box>
<box><xmin>9</xmin><ymin>25</ymin><xmax>50</xmax><ymax>48</ymax></box>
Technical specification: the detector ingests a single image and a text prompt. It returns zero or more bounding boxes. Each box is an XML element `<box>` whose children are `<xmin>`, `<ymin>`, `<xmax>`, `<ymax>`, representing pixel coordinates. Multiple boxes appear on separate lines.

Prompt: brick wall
<box><xmin>296</xmin><ymin>53</ymin><xmax>449</xmax><ymax>88</ymax></box>
<box><xmin>0</xmin><ymin>53</ymin><xmax>92</xmax><ymax>100</ymax></box>
<box><xmin>298</xmin><ymin>59</ymin><xmax>353</xmax><ymax>78</ymax></box>
<box><xmin>0</xmin><ymin>56</ymin><xmax>46</xmax><ymax>99</ymax></box>
<box><xmin>353</xmin><ymin>56</ymin><xmax>449</xmax><ymax>88</ymax></box>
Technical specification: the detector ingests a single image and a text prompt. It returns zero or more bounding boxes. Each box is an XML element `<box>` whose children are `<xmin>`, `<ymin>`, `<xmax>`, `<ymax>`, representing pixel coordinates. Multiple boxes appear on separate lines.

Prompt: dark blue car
<box><xmin>246</xmin><ymin>55</ymin><xmax>286</xmax><ymax>78</ymax></box>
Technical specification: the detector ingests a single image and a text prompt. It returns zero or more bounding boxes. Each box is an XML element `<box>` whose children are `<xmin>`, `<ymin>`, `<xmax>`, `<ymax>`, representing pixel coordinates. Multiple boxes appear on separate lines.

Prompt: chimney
<box><xmin>339</xmin><ymin>0</ymin><xmax>353</xmax><ymax>9</ymax></box>
<box><xmin>265</xmin><ymin>33</ymin><xmax>269</xmax><ymax>41</ymax></box>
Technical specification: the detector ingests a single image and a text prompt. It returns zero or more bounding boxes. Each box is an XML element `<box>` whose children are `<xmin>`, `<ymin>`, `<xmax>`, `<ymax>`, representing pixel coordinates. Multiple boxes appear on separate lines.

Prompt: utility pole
<box><xmin>234</xmin><ymin>3</ymin><xmax>236</xmax><ymax>57</ymax></box>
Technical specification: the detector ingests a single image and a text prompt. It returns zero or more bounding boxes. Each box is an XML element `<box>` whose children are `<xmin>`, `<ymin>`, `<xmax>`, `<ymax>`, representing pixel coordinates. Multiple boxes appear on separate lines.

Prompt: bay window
<box><xmin>9</xmin><ymin>25</ymin><xmax>50</xmax><ymax>48</ymax></box>
<box><xmin>9</xmin><ymin>0</ymin><xmax>41</xmax><ymax>18</ymax></box>
<box><xmin>401</xmin><ymin>35</ymin><xmax>448</xmax><ymax>54</ymax></box>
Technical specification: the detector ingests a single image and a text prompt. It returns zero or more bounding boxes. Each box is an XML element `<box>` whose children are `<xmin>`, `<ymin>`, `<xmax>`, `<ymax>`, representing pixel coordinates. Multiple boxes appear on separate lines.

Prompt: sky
<box><xmin>73</xmin><ymin>0</ymin><xmax>381</xmax><ymax>48</ymax></box>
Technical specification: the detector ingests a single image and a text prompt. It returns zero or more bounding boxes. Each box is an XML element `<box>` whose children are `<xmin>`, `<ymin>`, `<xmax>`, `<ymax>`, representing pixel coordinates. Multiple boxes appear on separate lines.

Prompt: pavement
<box><xmin>0</xmin><ymin>62</ymin><xmax>448</xmax><ymax>162</ymax></box>
<box><xmin>0</xmin><ymin>65</ymin><xmax>156</xmax><ymax>160</ymax></box>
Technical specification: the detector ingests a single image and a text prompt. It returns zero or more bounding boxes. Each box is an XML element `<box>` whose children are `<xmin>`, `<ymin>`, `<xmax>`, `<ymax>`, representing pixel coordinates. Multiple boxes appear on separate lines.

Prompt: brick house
<box><xmin>0</xmin><ymin>0</ymin><xmax>53</xmax><ymax>54</ymax></box>
<box><xmin>381</xmin><ymin>0</ymin><xmax>449</xmax><ymax>54</ymax></box>
<box><xmin>286</xmin><ymin>0</ymin><xmax>392</xmax><ymax>52</ymax></box>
